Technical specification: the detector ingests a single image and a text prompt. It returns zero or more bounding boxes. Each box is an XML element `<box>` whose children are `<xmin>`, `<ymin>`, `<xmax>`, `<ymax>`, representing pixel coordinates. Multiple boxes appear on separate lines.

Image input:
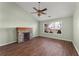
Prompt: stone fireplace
<box><xmin>16</xmin><ymin>27</ymin><xmax>32</xmax><ymax>43</ymax></box>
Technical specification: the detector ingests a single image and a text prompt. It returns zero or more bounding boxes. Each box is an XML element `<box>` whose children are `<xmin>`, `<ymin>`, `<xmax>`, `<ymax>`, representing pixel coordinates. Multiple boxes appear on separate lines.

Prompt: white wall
<box><xmin>0</xmin><ymin>2</ymin><xmax>39</xmax><ymax>46</ymax></box>
<box><xmin>39</xmin><ymin>16</ymin><xmax>73</xmax><ymax>41</ymax></box>
<box><xmin>73</xmin><ymin>3</ymin><xmax>79</xmax><ymax>54</ymax></box>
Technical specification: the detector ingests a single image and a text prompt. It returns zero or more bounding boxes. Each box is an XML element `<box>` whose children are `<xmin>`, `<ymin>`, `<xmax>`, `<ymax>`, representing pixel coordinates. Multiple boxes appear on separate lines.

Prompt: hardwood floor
<box><xmin>0</xmin><ymin>36</ymin><xmax>78</xmax><ymax>56</ymax></box>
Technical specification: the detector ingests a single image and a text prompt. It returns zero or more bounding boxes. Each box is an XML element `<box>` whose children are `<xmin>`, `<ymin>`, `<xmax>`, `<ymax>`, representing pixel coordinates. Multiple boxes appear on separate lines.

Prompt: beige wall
<box><xmin>39</xmin><ymin>16</ymin><xmax>73</xmax><ymax>42</ymax></box>
<box><xmin>73</xmin><ymin>3</ymin><xmax>79</xmax><ymax>54</ymax></box>
<box><xmin>0</xmin><ymin>28</ymin><xmax>17</xmax><ymax>46</ymax></box>
<box><xmin>0</xmin><ymin>3</ymin><xmax>39</xmax><ymax>46</ymax></box>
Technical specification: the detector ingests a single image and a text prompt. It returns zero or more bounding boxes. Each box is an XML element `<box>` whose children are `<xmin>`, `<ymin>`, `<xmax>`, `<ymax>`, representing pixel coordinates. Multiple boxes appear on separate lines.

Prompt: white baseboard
<box><xmin>39</xmin><ymin>35</ymin><xmax>72</xmax><ymax>42</ymax></box>
<box><xmin>0</xmin><ymin>41</ymin><xmax>16</xmax><ymax>46</ymax></box>
<box><xmin>73</xmin><ymin>41</ymin><xmax>79</xmax><ymax>55</ymax></box>
<box><xmin>61</xmin><ymin>39</ymin><xmax>72</xmax><ymax>42</ymax></box>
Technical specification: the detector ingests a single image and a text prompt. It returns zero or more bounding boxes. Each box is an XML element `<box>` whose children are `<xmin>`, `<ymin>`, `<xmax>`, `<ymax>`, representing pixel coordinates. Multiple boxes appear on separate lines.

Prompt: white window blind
<box><xmin>48</xmin><ymin>21</ymin><xmax>62</xmax><ymax>30</ymax></box>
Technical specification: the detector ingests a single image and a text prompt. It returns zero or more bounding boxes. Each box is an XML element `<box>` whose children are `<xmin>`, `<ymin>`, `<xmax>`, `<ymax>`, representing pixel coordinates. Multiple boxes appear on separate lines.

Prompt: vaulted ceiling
<box><xmin>16</xmin><ymin>2</ymin><xmax>76</xmax><ymax>21</ymax></box>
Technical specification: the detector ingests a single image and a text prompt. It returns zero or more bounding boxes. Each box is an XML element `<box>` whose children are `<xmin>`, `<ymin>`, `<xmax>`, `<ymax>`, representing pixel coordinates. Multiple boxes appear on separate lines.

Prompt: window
<box><xmin>48</xmin><ymin>22</ymin><xmax>62</xmax><ymax>30</ymax></box>
<box><xmin>44</xmin><ymin>21</ymin><xmax>62</xmax><ymax>34</ymax></box>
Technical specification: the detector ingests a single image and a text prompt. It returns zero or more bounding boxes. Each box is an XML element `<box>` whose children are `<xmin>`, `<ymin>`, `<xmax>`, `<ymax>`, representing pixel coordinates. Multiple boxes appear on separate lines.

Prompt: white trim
<box><xmin>39</xmin><ymin>35</ymin><xmax>72</xmax><ymax>42</ymax></box>
<box><xmin>61</xmin><ymin>39</ymin><xmax>72</xmax><ymax>42</ymax></box>
<box><xmin>0</xmin><ymin>41</ymin><xmax>16</xmax><ymax>46</ymax></box>
<box><xmin>73</xmin><ymin>41</ymin><xmax>79</xmax><ymax>55</ymax></box>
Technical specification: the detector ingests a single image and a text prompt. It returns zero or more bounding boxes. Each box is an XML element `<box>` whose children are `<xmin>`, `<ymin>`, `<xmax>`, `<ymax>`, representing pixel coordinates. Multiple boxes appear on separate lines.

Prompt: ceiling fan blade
<box><xmin>41</xmin><ymin>12</ymin><xmax>46</xmax><ymax>14</ymax></box>
<box><xmin>33</xmin><ymin>7</ymin><xmax>38</xmax><ymax>11</ymax></box>
<box><xmin>41</xmin><ymin>8</ymin><xmax>47</xmax><ymax>11</ymax></box>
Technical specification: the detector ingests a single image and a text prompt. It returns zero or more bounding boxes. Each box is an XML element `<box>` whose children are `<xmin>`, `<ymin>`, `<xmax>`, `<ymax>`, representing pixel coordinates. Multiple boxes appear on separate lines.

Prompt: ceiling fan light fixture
<box><xmin>32</xmin><ymin>2</ymin><xmax>47</xmax><ymax>16</ymax></box>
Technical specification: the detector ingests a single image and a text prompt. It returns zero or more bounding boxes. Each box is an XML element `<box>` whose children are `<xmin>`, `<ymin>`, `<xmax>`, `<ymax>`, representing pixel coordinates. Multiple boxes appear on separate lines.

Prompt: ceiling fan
<box><xmin>32</xmin><ymin>2</ymin><xmax>47</xmax><ymax>16</ymax></box>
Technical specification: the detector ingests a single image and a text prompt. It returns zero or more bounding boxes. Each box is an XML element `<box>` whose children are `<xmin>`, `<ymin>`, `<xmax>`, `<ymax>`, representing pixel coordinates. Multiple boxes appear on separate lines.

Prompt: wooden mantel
<box><xmin>16</xmin><ymin>27</ymin><xmax>32</xmax><ymax>31</ymax></box>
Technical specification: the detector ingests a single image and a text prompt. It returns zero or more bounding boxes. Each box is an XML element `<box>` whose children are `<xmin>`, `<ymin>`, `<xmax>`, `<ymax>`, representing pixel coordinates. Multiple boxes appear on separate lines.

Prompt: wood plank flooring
<box><xmin>0</xmin><ymin>36</ymin><xmax>78</xmax><ymax>56</ymax></box>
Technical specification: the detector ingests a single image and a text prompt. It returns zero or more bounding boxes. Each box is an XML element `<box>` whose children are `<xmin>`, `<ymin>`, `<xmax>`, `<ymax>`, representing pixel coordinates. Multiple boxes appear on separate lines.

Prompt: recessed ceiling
<box><xmin>16</xmin><ymin>2</ymin><xmax>76</xmax><ymax>21</ymax></box>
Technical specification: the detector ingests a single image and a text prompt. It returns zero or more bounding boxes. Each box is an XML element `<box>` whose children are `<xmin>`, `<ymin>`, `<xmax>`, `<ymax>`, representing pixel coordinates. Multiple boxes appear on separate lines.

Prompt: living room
<box><xmin>0</xmin><ymin>2</ymin><xmax>79</xmax><ymax>56</ymax></box>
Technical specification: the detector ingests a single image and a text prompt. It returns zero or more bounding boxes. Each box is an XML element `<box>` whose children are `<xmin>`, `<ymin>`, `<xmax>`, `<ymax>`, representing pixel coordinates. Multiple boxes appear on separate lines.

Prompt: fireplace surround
<box><xmin>16</xmin><ymin>27</ymin><xmax>32</xmax><ymax>43</ymax></box>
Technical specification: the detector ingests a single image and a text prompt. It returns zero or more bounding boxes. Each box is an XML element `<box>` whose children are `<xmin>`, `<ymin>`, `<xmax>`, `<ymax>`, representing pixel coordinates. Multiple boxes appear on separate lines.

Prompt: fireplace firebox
<box><xmin>24</xmin><ymin>32</ymin><xmax>30</xmax><ymax>41</ymax></box>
